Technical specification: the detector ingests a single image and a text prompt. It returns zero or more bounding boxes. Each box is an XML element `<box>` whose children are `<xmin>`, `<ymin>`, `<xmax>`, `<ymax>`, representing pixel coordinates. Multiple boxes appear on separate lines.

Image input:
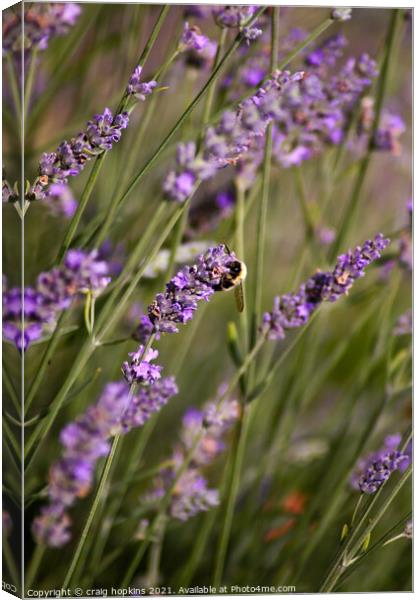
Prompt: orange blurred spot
<box><xmin>264</xmin><ymin>518</ymin><xmax>296</xmax><ymax>542</ymax></box>
<box><xmin>281</xmin><ymin>491</ymin><xmax>307</xmax><ymax>515</ymax></box>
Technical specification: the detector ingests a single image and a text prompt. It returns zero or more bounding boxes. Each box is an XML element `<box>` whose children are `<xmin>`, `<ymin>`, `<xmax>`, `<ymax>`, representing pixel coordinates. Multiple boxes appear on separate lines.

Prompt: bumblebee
<box><xmin>214</xmin><ymin>250</ymin><xmax>247</xmax><ymax>313</ymax></box>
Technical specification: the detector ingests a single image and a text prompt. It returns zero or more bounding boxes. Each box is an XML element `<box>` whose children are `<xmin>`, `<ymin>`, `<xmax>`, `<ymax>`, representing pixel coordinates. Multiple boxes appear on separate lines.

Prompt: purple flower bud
<box><xmin>394</xmin><ymin>310</ymin><xmax>412</xmax><ymax>336</ymax></box>
<box><xmin>263</xmin><ymin>235</ymin><xmax>390</xmax><ymax>340</ymax></box>
<box><xmin>212</xmin><ymin>6</ymin><xmax>258</xmax><ymax>29</ymax></box>
<box><xmin>122</xmin><ymin>346</ymin><xmax>162</xmax><ymax>385</ymax></box>
<box><xmin>126</xmin><ymin>66</ymin><xmax>157</xmax><ymax>101</ymax></box>
<box><xmin>180</xmin><ymin>22</ymin><xmax>209</xmax><ymax>52</ymax></box>
<box><xmin>2</xmin><ymin>177</ymin><xmax>18</xmax><ymax>203</ymax></box>
<box><xmin>46</xmin><ymin>183</ymin><xmax>77</xmax><ymax>218</ymax></box>
<box><xmin>351</xmin><ymin>434</ymin><xmax>411</xmax><ymax>494</ymax></box>
<box><xmin>32</xmin><ymin>505</ymin><xmax>72</xmax><ymax>548</ymax></box>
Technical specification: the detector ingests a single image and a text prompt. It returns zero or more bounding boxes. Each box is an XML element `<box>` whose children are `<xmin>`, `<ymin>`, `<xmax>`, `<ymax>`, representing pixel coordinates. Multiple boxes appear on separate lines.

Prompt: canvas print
<box><xmin>2</xmin><ymin>2</ymin><xmax>412</xmax><ymax>597</ymax></box>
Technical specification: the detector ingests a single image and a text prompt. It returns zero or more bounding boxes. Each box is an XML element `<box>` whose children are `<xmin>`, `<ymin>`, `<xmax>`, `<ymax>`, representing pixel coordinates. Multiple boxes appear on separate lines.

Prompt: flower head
<box><xmin>163</xmin><ymin>70</ymin><xmax>303</xmax><ymax>202</ymax></box>
<box><xmin>126</xmin><ymin>66</ymin><xmax>157</xmax><ymax>101</ymax></box>
<box><xmin>3</xmin><ymin>285</ymin><xmax>52</xmax><ymax>351</ymax></box>
<box><xmin>32</xmin><ymin>505</ymin><xmax>72</xmax><ymax>547</ymax></box>
<box><xmin>144</xmin><ymin>386</ymin><xmax>239</xmax><ymax>521</ymax></box>
<box><xmin>122</xmin><ymin>346</ymin><xmax>162</xmax><ymax>385</ymax></box>
<box><xmin>3</xmin><ymin>250</ymin><xmax>111</xmax><ymax>351</ymax></box>
<box><xmin>2</xmin><ymin>176</ymin><xmax>18</xmax><ymax>204</ymax></box>
<box><xmin>180</xmin><ymin>22</ymin><xmax>209</xmax><ymax>52</ymax></box>
<box><xmin>147</xmin><ymin>244</ymin><xmax>242</xmax><ymax>334</ymax></box>
<box><xmin>263</xmin><ymin>235</ymin><xmax>390</xmax><ymax>340</ymax></box>
<box><xmin>394</xmin><ymin>310</ymin><xmax>412</xmax><ymax>336</ymax></box>
<box><xmin>45</xmin><ymin>183</ymin><xmax>77</xmax><ymax>218</ymax></box>
<box><xmin>33</xmin><ymin>371</ymin><xmax>177</xmax><ymax>547</ymax></box>
<box><xmin>3</xmin><ymin>3</ymin><xmax>81</xmax><ymax>54</ymax></box>
<box><xmin>212</xmin><ymin>6</ymin><xmax>258</xmax><ymax>29</ymax></box>
<box><xmin>28</xmin><ymin>108</ymin><xmax>129</xmax><ymax>204</ymax></box>
<box><xmin>351</xmin><ymin>434</ymin><xmax>411</xmax><ymax>494</ymax></box>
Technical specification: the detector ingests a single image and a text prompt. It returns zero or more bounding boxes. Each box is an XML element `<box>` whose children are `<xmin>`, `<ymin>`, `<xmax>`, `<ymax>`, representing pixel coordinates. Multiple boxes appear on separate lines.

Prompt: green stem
<box><xmin>23</xmin><ymin>48</ymin><xmax>38</xmax><ymax>120</ymax></box>
<box><xmin>162</xmin><ymin>206</ymin><xmax>189</xmax><ymax>284</ymax></box>
<box><xmin>56</xmin><ymin>156</ymin><xmax>106</xmax><ymax>262</ymax></box>
<box><xmin>24</xmin><ymin>338</ymin><xmax>95</xmax><ymax>462</ymax></box>
<box><xmin>3</xmin><ymin>535</ymin><xmax>20</xmax><ymax>591</ymax></box>
<box><xmin>251</xmin><ymin>7</ymin><xmax>279</xmax><ymax>348</ymax></box>
<box><xmin>82</xmin><ymin>343</ymin><xmax>159</xmax><ymax>581</ymax></box>
<box><xmin>25</xmin><ymin>544</ymin><xmax>45</xmax><ymax>590</ymax></box>
<box><xmin>94</xmin><ymin>55</ymin><xmax>179</xmax><ymax>249</ymax></box>
<box><xmin>277</xmin><ymin>18</ymin><xmax>333</xmax><ymax>70</ymax></box>
<box><xmin>146</xmin><ymin>514</ymin><xmax>167</xmax><ymax>587</ymax></box>
<box><xmin>25</xmin><ymin>310</ymin><xmax>68</xmax><ymax>415</ymax></box>
<box><xmin>3</xmin><ymin>362</ymin><xmax>20</xmax><ymax>415</ymax></box>
<box><xmin>199</xmin><ymin>28</ymin><xmax>228</xmax><ymax>145</ymax></box>
<box><xmin>3</xmin><ymin>419</ymin><xmax>20</xmax><ymax>459</ymax></box>
<box><xmin>6</xmin><ymin>53</ymin><xmax>22</xmax><ymax>122</ymax></box>
<box><xmin>177</xmin><ymin>450</ymin><xmax>234</xmax><ymax>586</ymax></box>
<box><xmin>351</xmin><ymin>495</ymin><xmax>364</xmax><ymax>527</ymax></box>
<box><xmin>335</xmin><ymin>512</ymin><xmax>412</xmax><ymax>590</ymax></box>
<box><xmin>86</xmin><ymin>421</ymin><xmax>157</xmax><ymax>576</ymax></box>
<box><xmin>329</xmin><ymin>9</ymin><xmax>401</xmax><ymax>259</ymax></box>
<box><xmin>382</xmin><ymin>532</ymin><xmax>407</xmax><ymax>546</ymax></box>
<box><xmin>235</xmin><ymin>183</ymin><xmax>249</xmax><ymax>353</ymax></box>
<box><xmin>62</xmin><ymin>435</ymin><xmax>122</xmax><ymax>589</ymax></box>
<box><xmin>320</xmin><ymin>465</ymin><xmax>412</xmax><ymax>593</ymax></box>
<box><xmin>213</xmin><ymin>402</ymin><xmax>253</xmax><ymax>587</ymax></box>
<box><xmin>294</xmin><ymin>167</ymin><xmax>315</xmax><ymax>240</ymax></box>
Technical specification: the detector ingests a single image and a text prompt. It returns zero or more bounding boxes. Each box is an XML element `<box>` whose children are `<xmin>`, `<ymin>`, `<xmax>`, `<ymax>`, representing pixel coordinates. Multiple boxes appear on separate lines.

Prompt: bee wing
<box><xmin>234</xmin><ymin>282</ymin><xmax>245</xmax><ymax>313</ymax></box>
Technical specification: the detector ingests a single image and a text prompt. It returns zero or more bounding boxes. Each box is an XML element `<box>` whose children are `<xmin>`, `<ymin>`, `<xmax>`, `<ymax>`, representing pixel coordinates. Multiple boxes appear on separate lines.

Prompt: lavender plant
<box><xmin>2</xmin><ymin>3</ymin><xmax>411</xmax><ymax>596</ymax></box>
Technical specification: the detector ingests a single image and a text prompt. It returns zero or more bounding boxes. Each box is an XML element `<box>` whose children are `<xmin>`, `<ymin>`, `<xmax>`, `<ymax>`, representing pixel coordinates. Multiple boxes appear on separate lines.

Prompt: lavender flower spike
<box><xmin>144</xmin><ymin>388</ymin><xmax>239</xmax><ymax>521</ymax></box>
<box><xmin>212</xmin><ymin>6</ymin><xmax>258</xmax><ymax>29</ymax></box>
<box><xmin>146</xmin><ymin>244</ymin><xmax>243</xmax><ymax>334</ymax></box>
<box><xmin>3</xmin><ymin>249</ymin><xmax>111</xmax><ymax>351</ymax></box>
<box><xmin>163</xmin><ymin>70</ymin><xmax>303</xmax><ymax>202</ymax></box>
<box><xmin>33</xmin><ymin>372</ymin><xmax>178</xmax><ymax>546</ymax></box>
<box><xmin>28</xmin><ymin>108</ymin><xmax>129</xmax><ymax>204</ymax></box>
<box><xmin>126</xmin><ymin>66</ymin><xmax>157</xmax><ymax>101</ymax></box>
<box><xmin>351</xmin><ymin>434</ymin><xmax>411</xmax><ymax>495</ymax></box>
<box><xmin>32</xmin><ymin>505</ymin><xmax>72</xmax><ymax>548</ymax></box>
<box><xmin>263</xmin><ymin>234</ymin><xmax>390</xmax><ymax>340</ymax></box>
<box><xmin>3</xmin><ymin>3</ymin><xmax>81</xmax><ymax>54</ymax></box>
